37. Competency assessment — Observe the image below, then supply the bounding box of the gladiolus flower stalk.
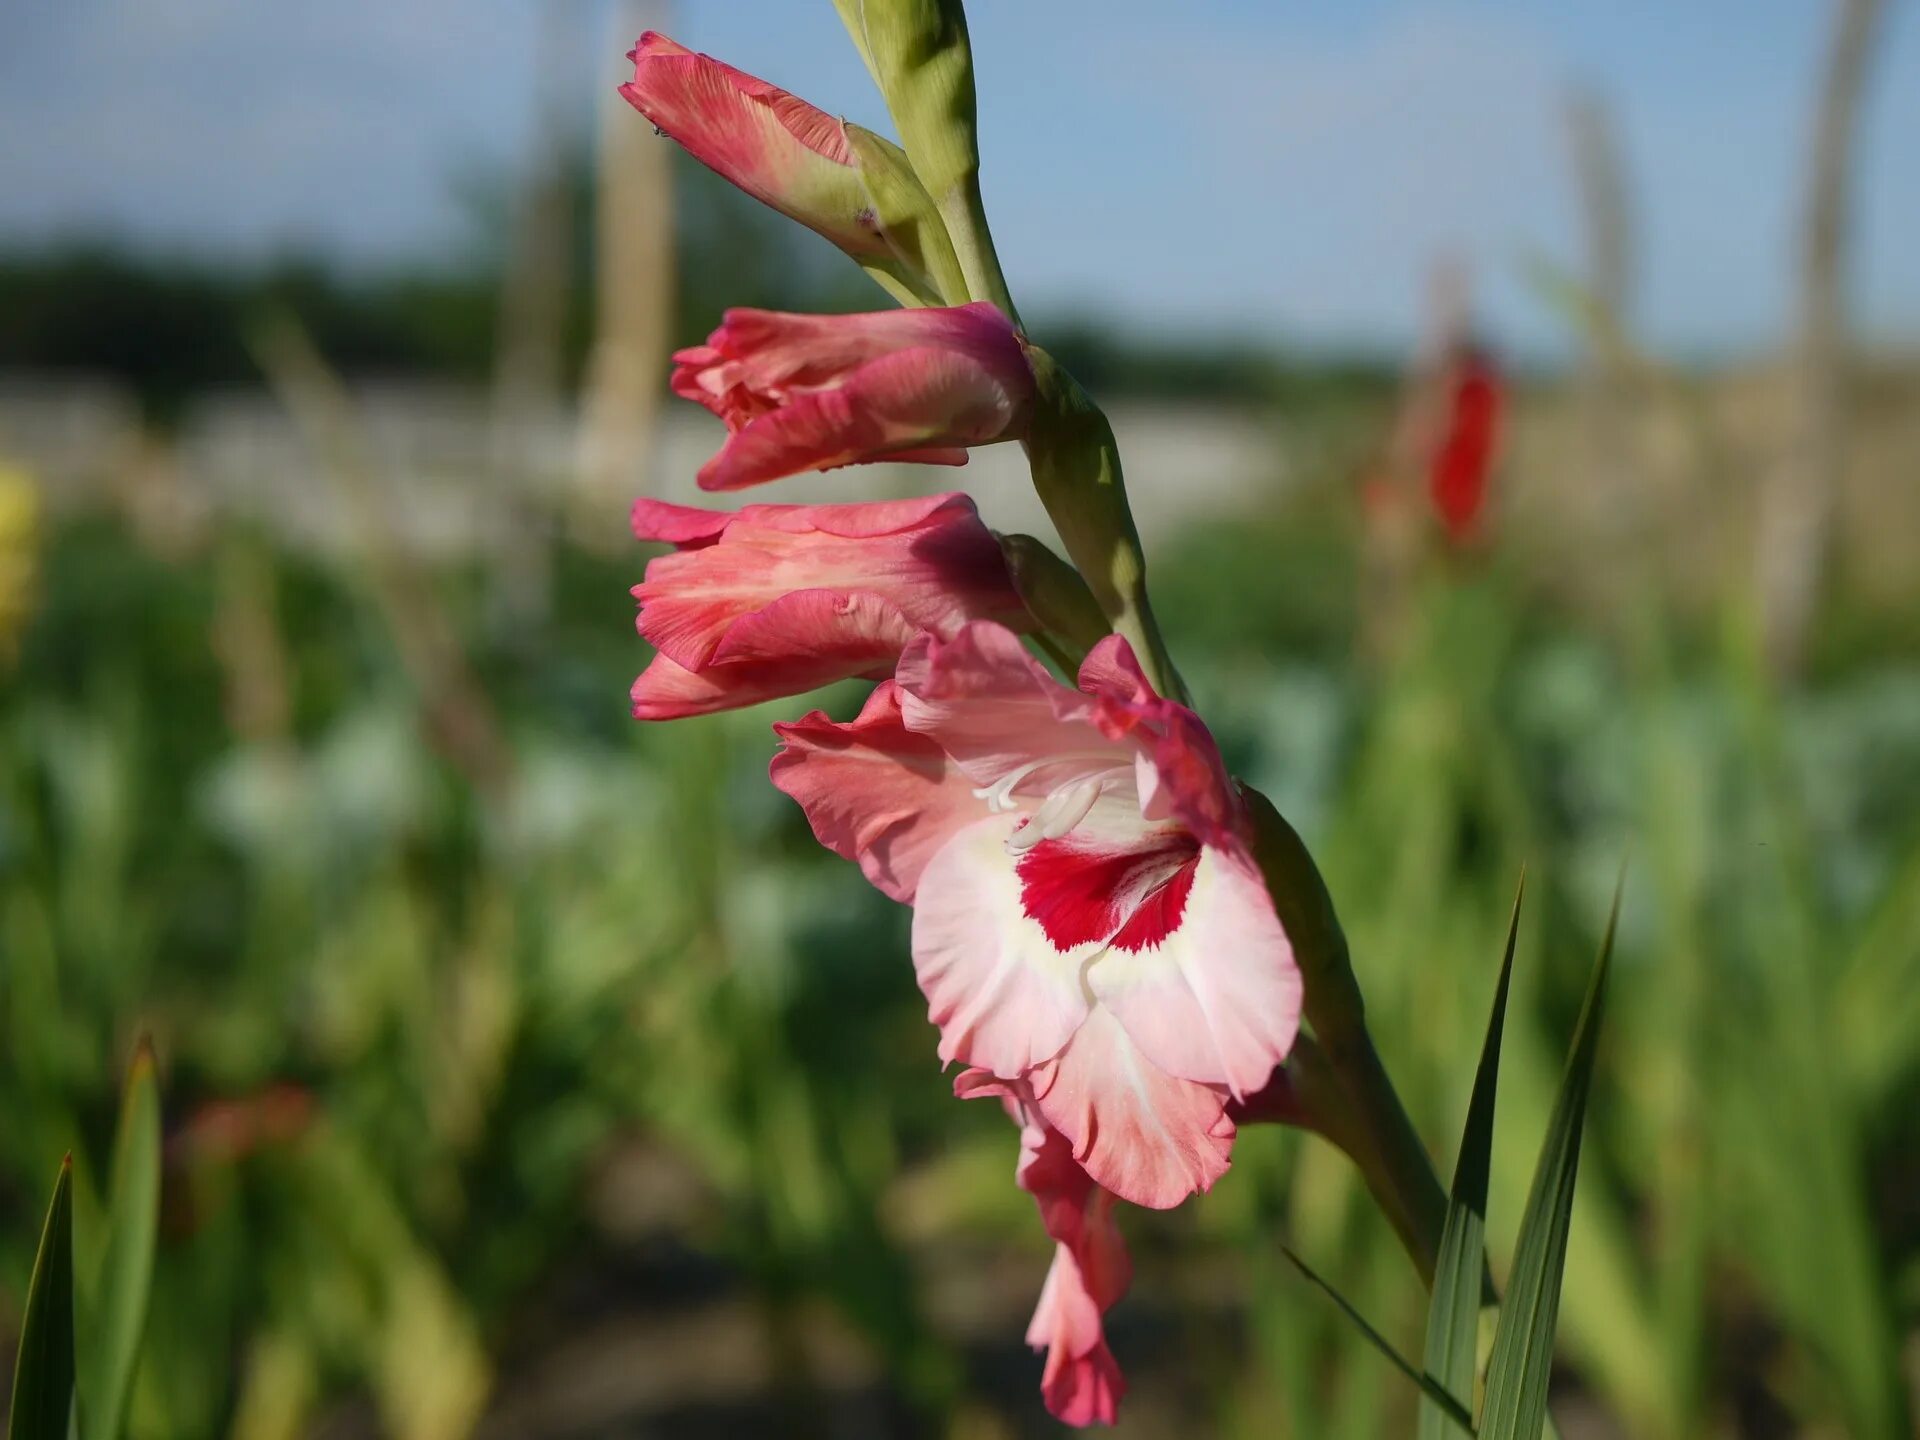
[617,4,1491,1422]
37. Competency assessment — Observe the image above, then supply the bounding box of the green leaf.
[8,1157,75,1440]
[1280,1246,1476,1436]
[1479,877,1621,1440]
[78,1040,162,1440]
[1420,874,1525,1439]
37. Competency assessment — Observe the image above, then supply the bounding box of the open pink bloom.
[630,493,1028,720]
[772,622,1303,1209]
[619,32,892,265]
[673,304,1033,491]
[959,1068,1131,1426]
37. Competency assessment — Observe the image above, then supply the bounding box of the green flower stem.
[938,179,1017,319]
[1246,787,1450,1288]
[1021,348,1187,704]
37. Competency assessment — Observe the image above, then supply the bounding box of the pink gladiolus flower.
[619,32,893,264]
[630,493,1028,720]
[772,621,1302,1210]
[672,303,1033,491]
[959,1068,1131,1426]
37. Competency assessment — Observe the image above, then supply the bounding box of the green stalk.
[1247,788,1450,1286]
[937,178,1017,319]
[1020,348,1187,704]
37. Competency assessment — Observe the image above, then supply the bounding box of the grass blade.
[1281,1245,1476,1436]
[8,1157,75,1440]
[79,1040,162,1440]
[1480,877,1621,1440]
[1420,873,1524,1439]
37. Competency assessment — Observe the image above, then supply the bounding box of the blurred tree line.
[0,153,1393,427]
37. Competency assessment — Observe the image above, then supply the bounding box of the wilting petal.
[1086,845,1301,1097]
[1028,1244,1127,1427]
[1021,1126,1131,1305]
[619,33,889,261]
[1027,1007,1234,1210]
[771,682,988,902]
[911,814,1095,1074]
[958,1071,1134,1426]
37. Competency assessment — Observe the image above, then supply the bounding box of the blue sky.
[3,1,1916,356]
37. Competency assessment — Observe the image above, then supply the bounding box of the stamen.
[1040,778,1103,839]
[970,752,1111,813]
[979,753,1136,856]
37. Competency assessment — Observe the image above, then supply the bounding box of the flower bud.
[620,32,957,305]
[996,533,1110,661]
[831,0,1013,315]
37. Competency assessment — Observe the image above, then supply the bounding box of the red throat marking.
[1016,833,1200,953]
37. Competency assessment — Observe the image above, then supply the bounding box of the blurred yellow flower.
[0,461,40,662]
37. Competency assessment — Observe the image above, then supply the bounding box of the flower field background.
[3,352,1917,1436]
[5,5,1920,1437]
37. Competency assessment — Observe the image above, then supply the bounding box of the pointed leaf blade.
[79,1041,162,1440]
[1281,1246,1476,1436]
[1479,879,1621,1440]
[8,1158,75,1440]
[1420,874,1524,1439]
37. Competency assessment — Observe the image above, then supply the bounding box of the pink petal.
[629,497,737,548]
[910,814,1095,1074]
[630,590,910,720]
[698,303,1023,394]
[1086,845,1302,1097]
[957,1074,1134,1426]
[619,34,882,257]
[707,589,916,667]
[631,652,781,720]
[1074,633,1156,705]
[1028,1244,1128,1427]
[626,35,854,167]
[1021,1129,1132,1306]
[634,491,974,544]
[895,621,1123,798]
[770,682,989,903]
[1077,635,1247,852]
[1027,1007,1235,1210]
[696,345,1017,491]
[633,495,1019,673]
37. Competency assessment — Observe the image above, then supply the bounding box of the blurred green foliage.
[1,418,1917,1440]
